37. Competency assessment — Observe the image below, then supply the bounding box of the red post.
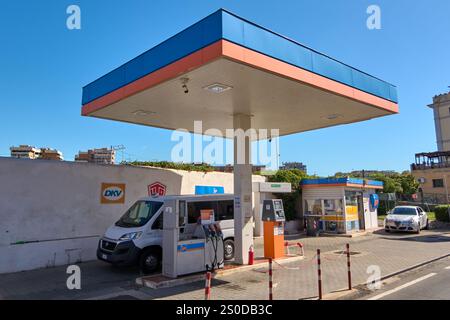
[268,258,273,300]
[204,271,212,300]
[297,242,304,256]
[317,249,322,300]
[346,243,352,290]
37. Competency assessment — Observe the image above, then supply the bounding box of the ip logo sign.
[148,182,166,197]
[101,183,126,204]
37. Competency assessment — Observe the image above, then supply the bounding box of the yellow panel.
[346,206,359,221]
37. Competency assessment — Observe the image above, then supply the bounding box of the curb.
[136,255,304,289]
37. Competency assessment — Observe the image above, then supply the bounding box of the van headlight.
[119,231,143,241]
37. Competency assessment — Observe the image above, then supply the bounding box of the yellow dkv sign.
[100,183,126,204]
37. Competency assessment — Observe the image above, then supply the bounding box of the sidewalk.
[141,230,450,300]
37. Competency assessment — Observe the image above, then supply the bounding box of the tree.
[330,170,419,195]
[267,169,309,221]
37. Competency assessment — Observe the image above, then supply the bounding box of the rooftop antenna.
[111,145,125,163]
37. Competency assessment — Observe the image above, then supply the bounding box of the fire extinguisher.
[248,245,254,265]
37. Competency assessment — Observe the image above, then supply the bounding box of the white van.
[97,194,235,273]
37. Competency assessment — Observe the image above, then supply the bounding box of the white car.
[384,206,429,234]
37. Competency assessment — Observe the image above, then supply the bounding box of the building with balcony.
[10,145,63,161]
[10,145,41,159]
[411,90,450,204]
[411,151,450,204]
[75,148,115,165]
[40,148,64,161]
[279,162,307,173]
[429,91,450,152]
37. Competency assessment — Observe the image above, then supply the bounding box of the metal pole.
[444,175,449,204]
[346,243,352,290]
[204,271,212,300]
[297,242,304,256]
[268,258,273,300]
[317,249,322,300]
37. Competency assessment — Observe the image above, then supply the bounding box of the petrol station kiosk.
[81,9,398,271]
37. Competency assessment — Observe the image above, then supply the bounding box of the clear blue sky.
[1,0,449,176]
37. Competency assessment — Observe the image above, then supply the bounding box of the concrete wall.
[0,157,264,274]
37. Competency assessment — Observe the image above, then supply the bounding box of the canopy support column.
[233,113,254,265]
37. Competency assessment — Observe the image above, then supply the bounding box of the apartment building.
[75,148,116,165]
[10,145,63,161]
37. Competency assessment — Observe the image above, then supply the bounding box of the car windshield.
[115,201,163,228]
[391,207,417,216]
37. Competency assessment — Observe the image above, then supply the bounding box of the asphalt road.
[2,229,450,300]
[360,256,450,300]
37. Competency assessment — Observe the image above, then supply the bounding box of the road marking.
[368,273,437,300]
[445,266,450,270]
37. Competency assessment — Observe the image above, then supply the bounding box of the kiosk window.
[345,191,358,206]
[187,201,218,223]
[323,199,344,216]
[305,199,322,215]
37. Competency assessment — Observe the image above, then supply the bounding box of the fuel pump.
[203,223,225,271]
[262,199,286,259]
[162,200,224,278]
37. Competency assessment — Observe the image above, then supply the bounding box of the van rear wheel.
[139,248,161,274]
[223,239,235,261]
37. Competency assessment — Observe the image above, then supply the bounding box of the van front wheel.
[139,249,161,274]
[223,239,235,261]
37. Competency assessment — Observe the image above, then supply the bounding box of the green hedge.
[125,161,214,173]
[434,205,450,222]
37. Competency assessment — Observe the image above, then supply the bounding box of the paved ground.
[342,256,450,300]
[1,228,450,300]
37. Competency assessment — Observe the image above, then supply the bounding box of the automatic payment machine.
[262,199,286,259]
[162,200,224,278]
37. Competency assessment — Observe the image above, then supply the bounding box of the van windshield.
[115,201,163,228]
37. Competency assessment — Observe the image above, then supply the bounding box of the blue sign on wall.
[195,186,225,195]
[370,194,380,210]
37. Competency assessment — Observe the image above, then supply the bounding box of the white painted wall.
[0,157,264,274]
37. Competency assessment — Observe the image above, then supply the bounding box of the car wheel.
[385,229,390,233]
[425,219,430,230]
[223,239,235,261]
[139,249,161,274]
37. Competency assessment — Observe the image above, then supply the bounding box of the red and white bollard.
[268,258,273,300]
[248,245,254,266]
[204,271,212,300]
[346,243,352,290]
[317,249,322,300]
[297,242,305,256]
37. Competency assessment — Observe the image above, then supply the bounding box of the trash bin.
[306,216,321,237]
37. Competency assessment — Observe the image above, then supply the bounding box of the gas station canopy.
[81,9,398,137]
[81,9,399,266]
